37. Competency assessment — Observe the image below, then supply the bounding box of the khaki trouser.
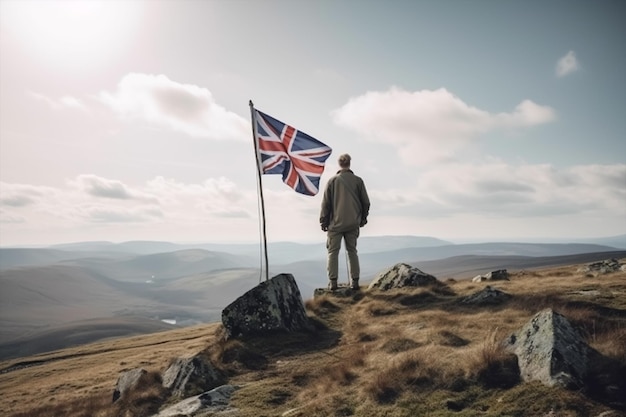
[326,228,360,281]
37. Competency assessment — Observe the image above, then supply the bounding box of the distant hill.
[0,247,124,270]
[0,316,176,360]
[68,249,256,281]
[358,242,622,270]
[577,234,626,250]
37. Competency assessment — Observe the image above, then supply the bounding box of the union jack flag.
[253,109,332,196]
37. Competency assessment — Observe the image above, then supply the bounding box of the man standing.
[320,153,370,291]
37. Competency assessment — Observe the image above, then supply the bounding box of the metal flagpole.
[345,250,350,282]
[249,100,270,282]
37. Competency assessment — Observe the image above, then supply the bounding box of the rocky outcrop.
[162,354,226,398]
[151,385,240,417]
[461,285,511,305]
[112,368,146,402]
[368,263,437,291]
[577,258,625,275]
[506,309,589,389]
[221,273,312,338]
[472,269,509,283]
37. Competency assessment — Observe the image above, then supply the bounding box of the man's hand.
[321,224,328,232]
[360,218,368,227]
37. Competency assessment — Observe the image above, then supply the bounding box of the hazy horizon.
[2,232,625,249]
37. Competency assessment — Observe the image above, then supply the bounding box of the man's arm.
[359,180,370,227]
[319,180,333,231]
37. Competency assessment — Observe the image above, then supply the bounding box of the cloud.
[78,205,164,223]
[0,182,56,207]
[0,209,25,224]
[28,92,86,111]
[332,87,555,165]
[99,73,248,140]
[68,175,159,204]
[370,162,626,218]
[556,51,579,77]
[146,176,250,218]
[2,163,623,245]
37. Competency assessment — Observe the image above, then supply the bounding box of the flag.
[253,109,332,196]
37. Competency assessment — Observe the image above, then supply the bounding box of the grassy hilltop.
[1,260,625,417]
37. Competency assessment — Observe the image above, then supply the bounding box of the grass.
[1,260,625,417]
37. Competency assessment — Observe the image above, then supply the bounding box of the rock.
[151,384,240,417]
[578,258,624,275]
[112,368,146,402]
[506,309,589,389]
[221,273,312,338]
[162,354,226,398]
[461,285,511,306]
[595,411,623,417]
[472,269,509,283]
[313,284,359,298]
[368,263,437,291]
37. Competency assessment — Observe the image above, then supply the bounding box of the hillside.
[2,241,625,360]
[1,259,624,417]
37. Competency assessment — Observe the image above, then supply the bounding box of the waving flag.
[253,109,332,196]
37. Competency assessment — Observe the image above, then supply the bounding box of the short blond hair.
[338,153,351,168]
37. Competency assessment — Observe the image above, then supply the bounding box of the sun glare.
[1,0,142,72]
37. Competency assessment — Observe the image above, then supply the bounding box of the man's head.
[338,153,351,168]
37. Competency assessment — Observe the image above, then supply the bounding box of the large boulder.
[112,368,146,402]
[151,385,240,417]
[162,354,226,398]
[506,309,589,389]
[368,263,437,291]
[221,273,312,338]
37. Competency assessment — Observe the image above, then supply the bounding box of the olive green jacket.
[320,169,370,232]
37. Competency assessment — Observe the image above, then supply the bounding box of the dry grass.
[1,260,625,417]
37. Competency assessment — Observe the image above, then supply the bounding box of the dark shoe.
[328,280,338,291]
[350,279,359,290]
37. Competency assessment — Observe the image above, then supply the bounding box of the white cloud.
[556,51,579,77]
[0,182,57,207]
[29,92,86,111]
[0,209,26,224]
[370,162,626,219]
[99,73,249,140]
[332,87,555,165]
[145,176,250,218]
[77,205,164,223]
[1,162,623,245]
[69,174,158,203]
[0,174,256,234]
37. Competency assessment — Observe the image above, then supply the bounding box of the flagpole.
[249,100,270,282]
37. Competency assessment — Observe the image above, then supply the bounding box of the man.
[320,153,370,291]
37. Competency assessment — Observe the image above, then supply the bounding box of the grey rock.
[506,309,589,389]
[221,273,312,338]
[151,384,240,417]
[112,368,146,402]
[472,269,509,283]
[461,285,511,305]
[368,263,437,291]
[162,354,226,398]
[578,258,624,275]
[313,284,359,298]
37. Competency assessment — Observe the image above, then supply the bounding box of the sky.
[0,0,625,246]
